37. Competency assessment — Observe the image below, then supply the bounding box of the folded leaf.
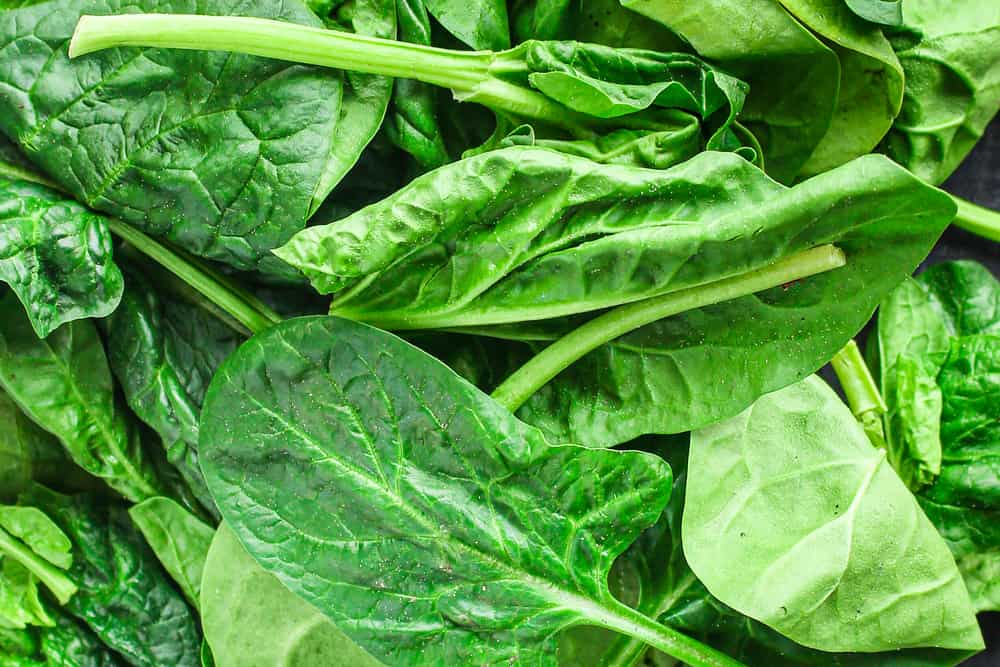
[883,0,1000,184]
[0,178,122,338]
[0,0,374,277]
[684,376,983,652]
[0,293,170,502]
[200,523,381,667]
[200,316,682,666]
[129,497,214,609]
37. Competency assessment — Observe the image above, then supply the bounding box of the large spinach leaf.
[0,294,171,502]
[278,149,949,330]
[129,497,214,609]
[200,316,742,666]
[200,522,381,667]
[0,179,122,338]
[882,0,1000,184]
[23,485,201,667]
[684,375,982,652]
[0,0,367,277]
[873,261,1000,613]
[423,0,509,50]
[624,0,903,181]
[105,265,241,512]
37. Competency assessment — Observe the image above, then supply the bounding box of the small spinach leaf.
[129,497,214,609]
[0,294,172,502]
[200,522,381,667]
[0,178,122,339]
[845,0,903,26]
[684,376,983,652]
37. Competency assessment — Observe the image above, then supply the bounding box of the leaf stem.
[491,245,847,412]
[68,15,589,129]
[0,525,77,605]
[951,197,1000,242]
[592,597,745,667]
[830,340,885,420]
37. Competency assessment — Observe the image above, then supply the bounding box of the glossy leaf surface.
[0,179,122,338]
[684,376,982,652]
[201,316,673,665]
[0,294,169,502]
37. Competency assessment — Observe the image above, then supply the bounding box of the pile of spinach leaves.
[0,0,998,665]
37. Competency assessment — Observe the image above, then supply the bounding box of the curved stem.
[592,597,745,667]
[952,197,1000,242]
[492,245,847,412]
[831,340,885,420]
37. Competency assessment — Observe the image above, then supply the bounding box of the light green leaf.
[684,376,983,652]
[129,498,214,609]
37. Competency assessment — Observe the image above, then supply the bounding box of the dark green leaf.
[201,316,675,665]
[0,0,364,277]
[0,294,173,502]
[200,523,381,667]
[883,1,1000,184]
[38,605,126,667]
[0,178,122,339]
[684,376,982,652]
[423,0,509,50]
[23,486,201,667]
[105,266,241,512]
[129,497,214,609]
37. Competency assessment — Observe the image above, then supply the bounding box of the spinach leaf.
[423,0,509,50]
[200,316,741,666]
[105,265,241,513]
[0,0,363,278]
[557,437,974,667]
[0,178,122,339]
[684,375,982,652]
[873,261,1000,614]
[0,388,94,501]
[0,294,173,502]
[278,149,949,331]
[129,497,214,609]
[845,0,902,26]
[68,16,753,171]
[23,485,201,667]
[882,0,1000,184]
[37,606,126,667]
[386,0,451,169]
[510,0,573,41]
[200,522,381,667]
[624,0,903,181]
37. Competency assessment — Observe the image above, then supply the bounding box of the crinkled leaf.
[200,522,381,667]
[0,178,122,338]
[106,266,241,513]
[883,1,1000,184]
[23,485,201,667]
[201,316,672,665]
[279,150,952,334]
[37,605,126,667]
[684,376,982,652]
[129,497,214,609]
[0,294,169,502]
[0,0,359,277]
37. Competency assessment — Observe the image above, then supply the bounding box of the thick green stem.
[831,340,885,420]
[69,15,593,130]
[592,597,745,667]
[106,220,276,335]
[952,197,1000,242]
[492,245,847,412]
[0,525,77,605]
